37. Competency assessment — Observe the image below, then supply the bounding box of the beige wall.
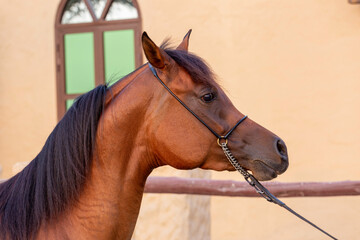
[1,0,359,239]
[0,0,59,178]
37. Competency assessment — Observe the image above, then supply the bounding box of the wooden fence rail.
[1,177,360,197]
[144,177,360,197]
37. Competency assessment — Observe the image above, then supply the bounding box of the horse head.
[142,30,288,181]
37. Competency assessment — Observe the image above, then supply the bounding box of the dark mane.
[160,40,217,86]
[0,85,107,240]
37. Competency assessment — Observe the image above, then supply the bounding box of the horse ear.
[176,29,192,51]
[142,32,170,69]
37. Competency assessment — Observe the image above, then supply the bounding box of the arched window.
[55,0,142,120]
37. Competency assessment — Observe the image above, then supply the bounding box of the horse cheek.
[151,116,209,169]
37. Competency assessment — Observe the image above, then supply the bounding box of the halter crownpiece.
[148,63,337,240]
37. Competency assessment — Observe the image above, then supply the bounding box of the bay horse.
[0,30,288,240]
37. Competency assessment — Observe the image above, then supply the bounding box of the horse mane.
[0,85,107,240]
[160,39,217,87]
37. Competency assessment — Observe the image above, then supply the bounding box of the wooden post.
[132,169,211,240]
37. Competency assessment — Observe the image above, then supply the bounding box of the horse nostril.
[276,139,288,159]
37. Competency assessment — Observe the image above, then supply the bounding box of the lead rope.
[219,141,338,240]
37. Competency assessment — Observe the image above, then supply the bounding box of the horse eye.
[201,93,215,103]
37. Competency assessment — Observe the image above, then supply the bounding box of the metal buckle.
[217,137,228,146]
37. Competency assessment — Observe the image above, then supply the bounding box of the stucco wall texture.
[1,0,359,239]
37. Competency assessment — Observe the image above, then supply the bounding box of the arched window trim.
[55,0,142,120]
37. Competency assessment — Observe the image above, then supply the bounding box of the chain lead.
[219,141,338,240]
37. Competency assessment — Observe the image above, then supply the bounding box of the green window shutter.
[103,29,135,84]
[64,32,95,94]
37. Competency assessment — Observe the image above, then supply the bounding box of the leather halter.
[148,63,247,141]
[148,63,337,240]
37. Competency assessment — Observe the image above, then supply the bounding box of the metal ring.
[217,138,228,146]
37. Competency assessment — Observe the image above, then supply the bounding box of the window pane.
[103,29,135,83]
[105,0,138,21]
[89,0,106,19]
[66,99,75,110]
[64,32,95,94]
[62,0,93,24]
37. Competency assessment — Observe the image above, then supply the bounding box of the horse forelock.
[160,39,217,87]
[0,85,107,240]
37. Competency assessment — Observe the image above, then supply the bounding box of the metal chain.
[219,141,338,240]
[220,142,285,205]
[220,142,251,178]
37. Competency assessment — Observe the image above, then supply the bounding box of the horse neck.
[54,65,157,240]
